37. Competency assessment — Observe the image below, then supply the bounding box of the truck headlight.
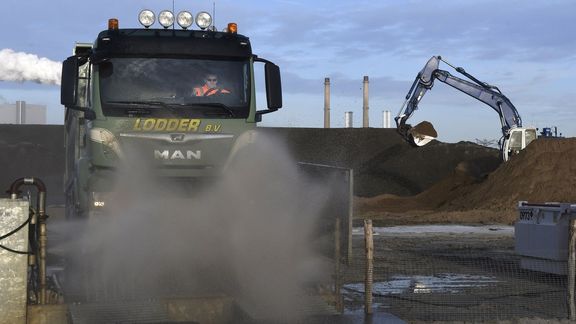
[89,128,124,159]
[177,11,193,29]
[158,10,174,29]
[195,12,212,30]
[138,10,155,28]
[91,192,108,209]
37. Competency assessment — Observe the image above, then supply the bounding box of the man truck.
[61,10,283,220]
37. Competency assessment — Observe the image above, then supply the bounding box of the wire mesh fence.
[336,223,571,322]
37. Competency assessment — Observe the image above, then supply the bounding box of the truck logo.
[519,210,533,221]
[154,150,202,160]
[170,134,185,142]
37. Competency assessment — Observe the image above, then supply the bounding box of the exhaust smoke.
[64,133,334,321]
[0,49,61,85]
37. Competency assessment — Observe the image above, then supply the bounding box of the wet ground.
[341,225,569,322]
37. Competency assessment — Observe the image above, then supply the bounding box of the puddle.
[343,273,500,295]
[352,225,513,236]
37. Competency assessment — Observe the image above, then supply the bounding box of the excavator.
[395,55,537,161]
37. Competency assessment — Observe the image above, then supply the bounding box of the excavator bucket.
[407,121,438,146]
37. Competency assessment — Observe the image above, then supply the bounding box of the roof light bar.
[138,10,155,28]
[158,10,174,29]
[195,12,212,30]
[177,11,194,29]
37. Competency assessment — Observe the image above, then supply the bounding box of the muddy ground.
[342,228,569,322]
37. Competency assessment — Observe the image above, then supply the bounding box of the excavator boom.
[396,56,535,160]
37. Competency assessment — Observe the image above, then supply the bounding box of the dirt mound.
[443,138,576,222]
[358,138,576,224]
[262,127,501,197]
[355,163,480,216]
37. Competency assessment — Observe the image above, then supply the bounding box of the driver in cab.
[193,73,231,96]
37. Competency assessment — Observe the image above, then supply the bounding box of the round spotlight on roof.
[138,9,155,28]
[177,11,193,29]
[195,12,212,30]
[158,10,174,29]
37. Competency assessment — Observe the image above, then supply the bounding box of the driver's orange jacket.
[193,84,231,96]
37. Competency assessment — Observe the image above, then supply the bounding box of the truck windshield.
[99,58,250,118]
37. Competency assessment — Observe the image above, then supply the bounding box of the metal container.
[0,198,30,324]
[515,202,576,274]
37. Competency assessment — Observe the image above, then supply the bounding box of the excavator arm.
[395,56,527,155]
[395,57,440,145]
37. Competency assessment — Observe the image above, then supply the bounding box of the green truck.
[61,11,282,219]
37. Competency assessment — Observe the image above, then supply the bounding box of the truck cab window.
[99,58,250,118]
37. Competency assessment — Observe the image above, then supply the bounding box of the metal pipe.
[362,76,369,128]
[324,78,331,128]
[8,177,48,304]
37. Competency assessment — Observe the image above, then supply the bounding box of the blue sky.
[0,0,574,142]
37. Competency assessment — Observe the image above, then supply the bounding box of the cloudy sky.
[0,0,574,142]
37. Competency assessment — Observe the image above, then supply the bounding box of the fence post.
[569,217,576,320]
[364,219,374,315]
[334,217,343,313]
[347,169,354,265]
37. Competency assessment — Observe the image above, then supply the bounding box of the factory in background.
[0,101,46,124]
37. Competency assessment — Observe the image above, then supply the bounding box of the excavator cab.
[502,127,537,161]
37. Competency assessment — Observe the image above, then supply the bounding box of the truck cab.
[61,13,282,218]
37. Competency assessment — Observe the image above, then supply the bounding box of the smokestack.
[0,49,61,85]
[383,110,391,128]
[16,101,26,124]
[345,112,353,128]
[324,78,330,128]
[363,76,369,128]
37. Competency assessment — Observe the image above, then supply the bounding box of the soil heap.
[357,137,576,224]
[260,127,500,197]
[446,137,576,219]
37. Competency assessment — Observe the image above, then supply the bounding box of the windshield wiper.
[107,100,166,108]
[194,103,236,117]
[124,108,152,116]
[107,100,237,118]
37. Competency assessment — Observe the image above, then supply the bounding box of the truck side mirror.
[61,56,78,107]
[264,62,282,110]
[61,56,96,120]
